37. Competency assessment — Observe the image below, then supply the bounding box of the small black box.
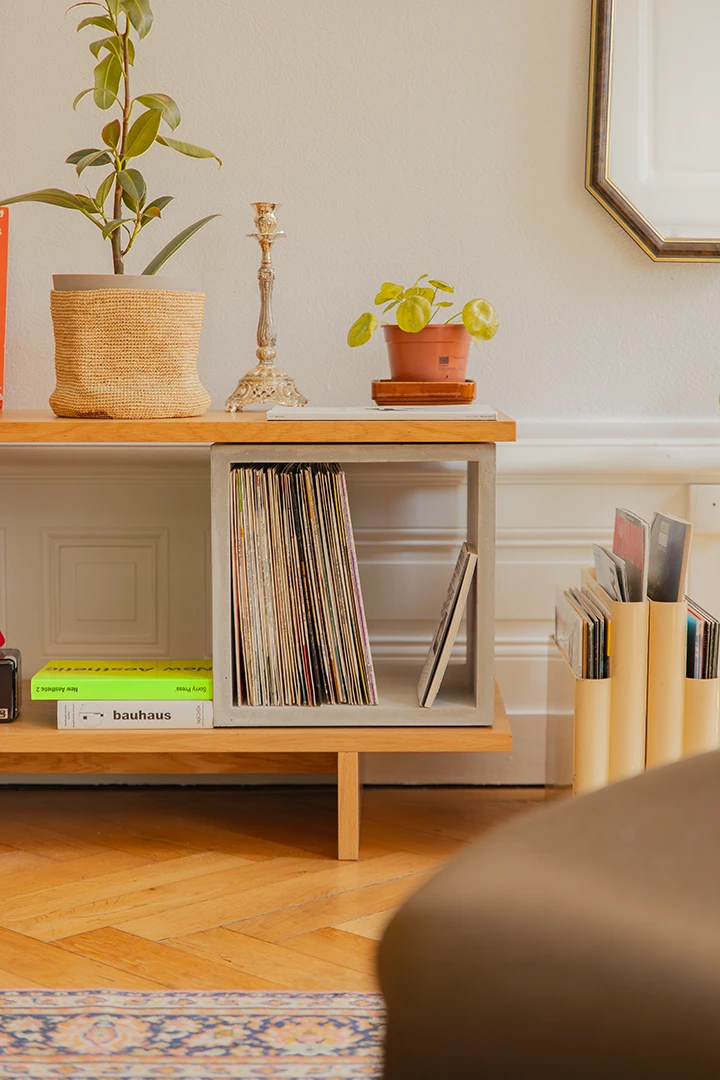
[0,649,22,723]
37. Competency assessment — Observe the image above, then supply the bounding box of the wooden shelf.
[0,409,516,445]
[2,682,510,757]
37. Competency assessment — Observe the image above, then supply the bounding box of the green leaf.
[462,298,499,342]
[140,205,162,224]
[119,0,153,38]
[69,148,113,175]
[93,53,122,110]
[74,194,99,214]
[95,172,115,209]
[141,213,220,275]
[89,34,124,63]
[102,119,121,148]
[143,195,173,215]
[124,109,162,159]
[428,279,454,293]
[117,168,146,204]
[156,136,222,166]
[0,188,86,211]
[102,217,132,239]
[66,147,111,165]
[72,87,94,110]
[396,295,432,333]
[76,14,114,31]
[347,312,379,348]
[374,282,403,305]
[106,0,122,14]
[434,301,454,308]
[403,286,434,303]
[382,300,399,313]
[135,93,181,130]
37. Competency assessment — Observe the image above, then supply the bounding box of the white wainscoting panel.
[42,529,169,656]
[0,426,719,786]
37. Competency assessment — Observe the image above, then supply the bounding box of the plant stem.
[444,311,463,324]
[111,14,132,274]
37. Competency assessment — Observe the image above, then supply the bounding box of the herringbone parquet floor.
[0,786,543,990]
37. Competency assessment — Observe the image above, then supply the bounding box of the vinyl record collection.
[230,463,378,707]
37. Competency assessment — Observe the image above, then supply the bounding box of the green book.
[31,660,213,701]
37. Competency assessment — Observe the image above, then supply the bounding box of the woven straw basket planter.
[49,286,211,419]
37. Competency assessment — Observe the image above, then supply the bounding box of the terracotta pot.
[383,324,471,382]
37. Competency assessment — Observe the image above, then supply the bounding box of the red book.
[0,207,8,411]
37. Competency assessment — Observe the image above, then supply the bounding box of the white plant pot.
[53,274,198,292]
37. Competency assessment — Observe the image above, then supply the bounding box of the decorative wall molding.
[41,530,169,657]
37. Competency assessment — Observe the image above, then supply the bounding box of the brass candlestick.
[225,202,307,411]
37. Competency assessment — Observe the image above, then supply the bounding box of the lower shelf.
[0,682,511,764]
[217,663,491,728]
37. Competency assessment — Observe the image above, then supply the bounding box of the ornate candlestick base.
[225,202,307,412]
[225,361,308,411]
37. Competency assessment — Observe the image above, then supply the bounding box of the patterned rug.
[0,990,385,1078]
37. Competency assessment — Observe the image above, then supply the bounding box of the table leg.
[337,751,360,860]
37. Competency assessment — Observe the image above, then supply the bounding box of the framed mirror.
[587,0,720,261]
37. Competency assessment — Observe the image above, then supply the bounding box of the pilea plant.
[0,0,221,275]
[348,276,499,347]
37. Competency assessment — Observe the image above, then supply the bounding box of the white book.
[57,700,213,729]
[267,405,498,421]
[418,544,478,708]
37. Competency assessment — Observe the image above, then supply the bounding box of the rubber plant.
[348,276,499,346]
[0,0,221,275]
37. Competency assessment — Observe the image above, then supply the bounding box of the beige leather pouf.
[379,751,720,1079]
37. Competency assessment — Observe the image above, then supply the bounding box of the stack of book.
[31,660,213,728]
[230,463,377,707]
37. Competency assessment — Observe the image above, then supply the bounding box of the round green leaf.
[347,312,379,348]
[434,301,454,308]
[428,279,454,293]
[374,282,403,305]
[396,295,432,333]
[462,298,499,342]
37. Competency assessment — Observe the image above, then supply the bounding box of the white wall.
[3,0,720,416]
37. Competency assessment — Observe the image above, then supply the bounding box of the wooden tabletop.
[0,410,516,445]
[0,682,512,755]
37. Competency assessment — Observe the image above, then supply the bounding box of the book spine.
[337,471,378,704]
[57,700,213,728]
[32,677,213,700]
[0,207,7,411]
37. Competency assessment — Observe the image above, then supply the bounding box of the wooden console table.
[0,409,516,858]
